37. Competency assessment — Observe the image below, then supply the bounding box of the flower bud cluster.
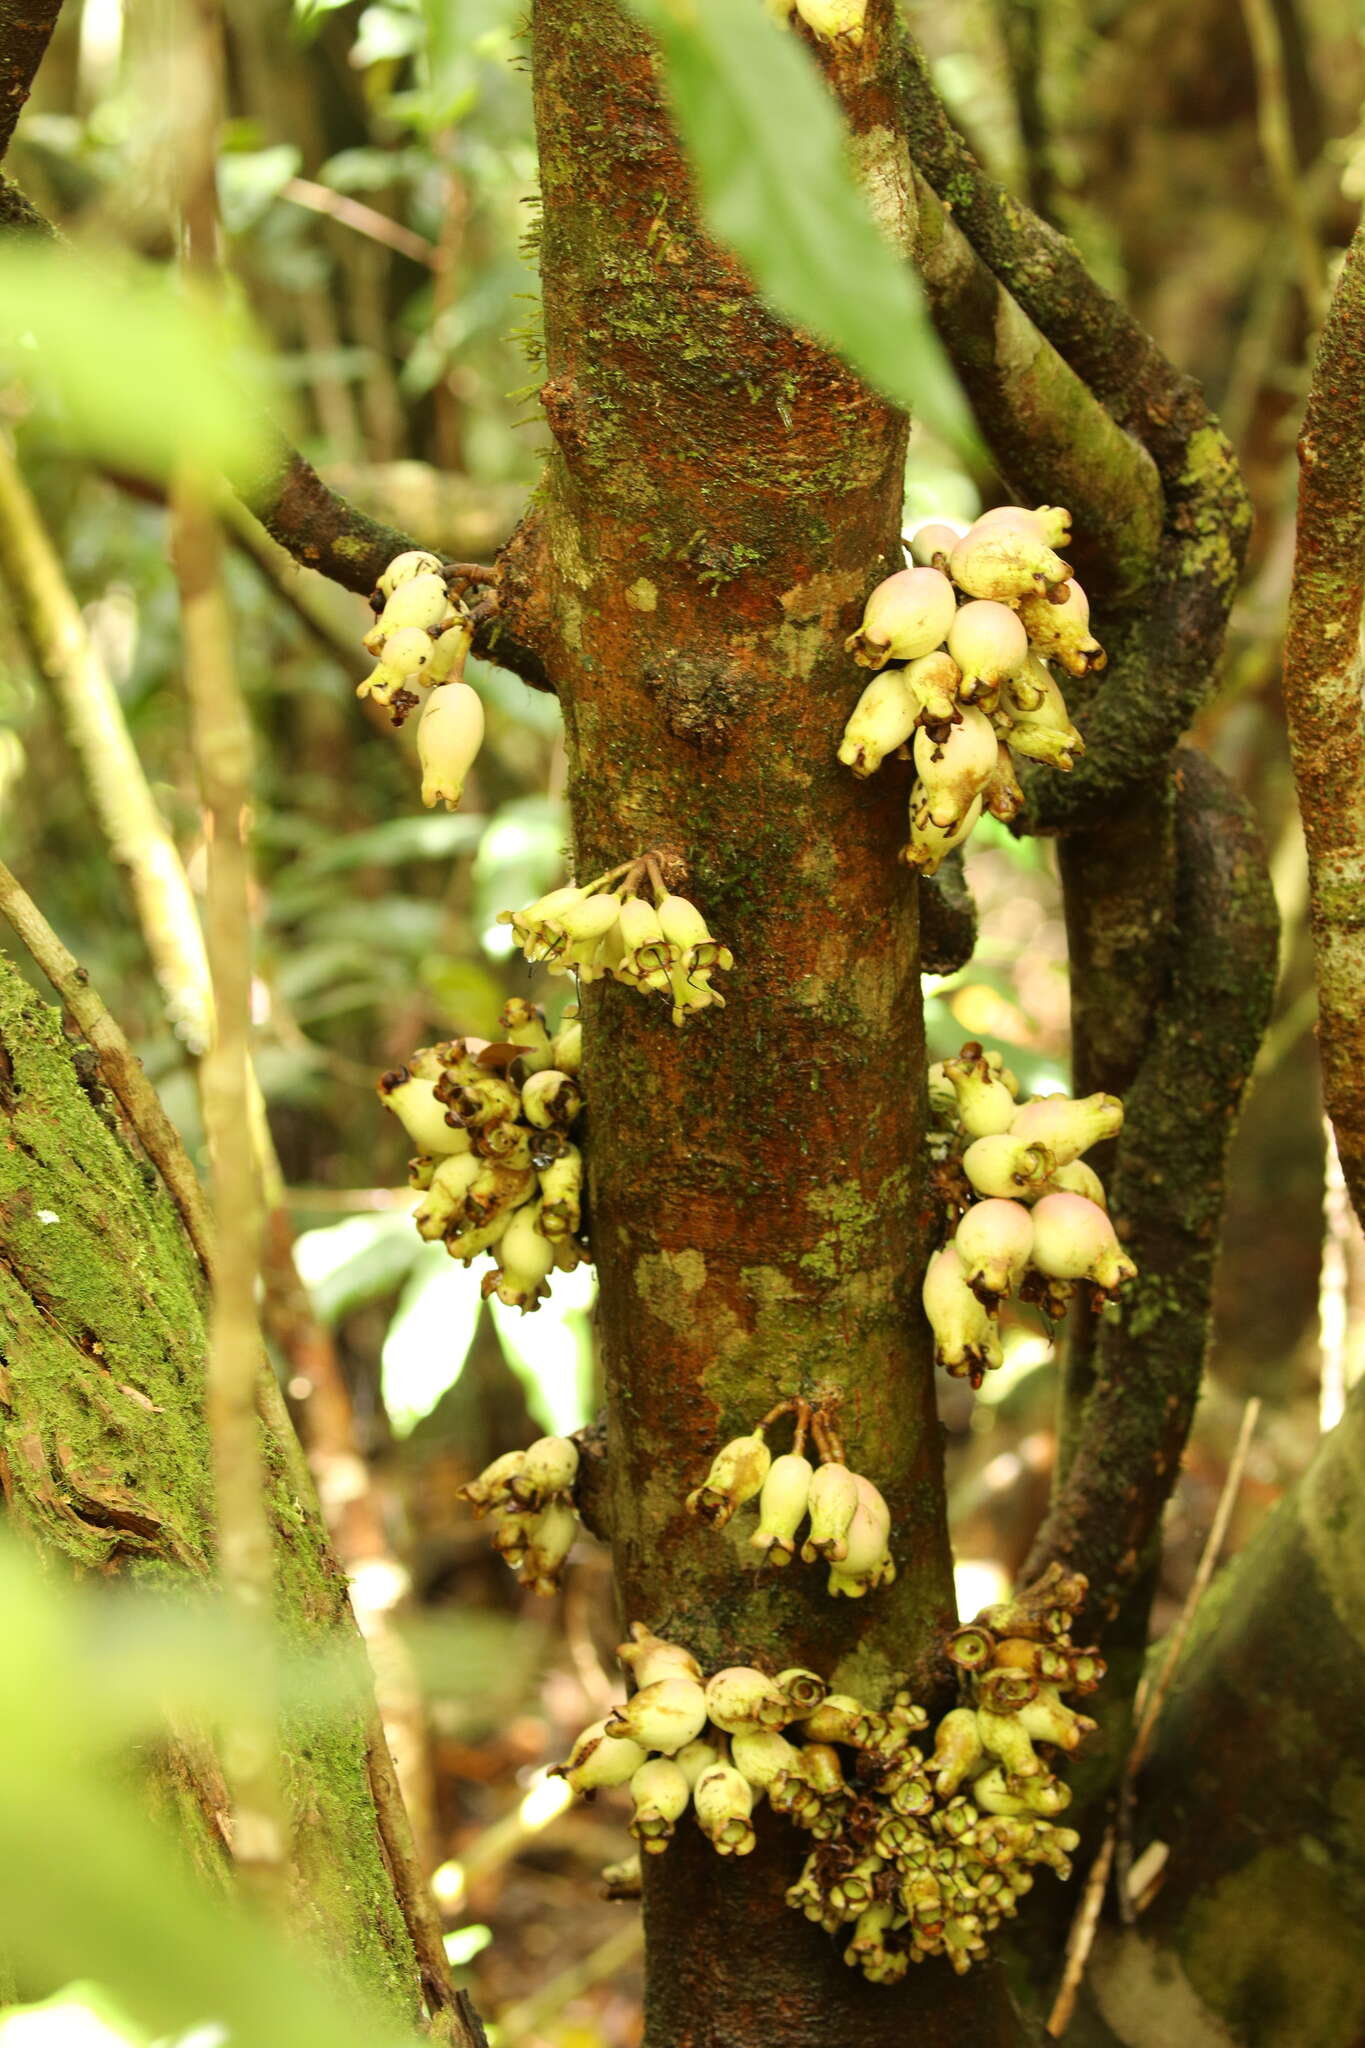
[684,1396,894,1599]
[838,506,1102,872]
[498,851,733,1028]
[360,551,488,811]
[564,1584,1095,1982]
[457,1433,584,1596]
[923,1041,1137,1386]
[377,997,588,1312]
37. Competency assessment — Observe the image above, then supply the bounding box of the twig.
[1282,221,1365,1225]
[1235,0,1326,325]
[0,859,215,1275]
[1046,1395,1261,2034]
[282,176,437,267]
[0,435,213,1050]
[1318,1122,1364,1433]
[364,1712,477,2038]
[1045,1822,1114,2038]
[495,1921,644,2047]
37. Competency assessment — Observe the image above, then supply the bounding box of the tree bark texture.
[520,3,1022,2042]
[0,956,426,2023]
[1069,1382,1365,2048]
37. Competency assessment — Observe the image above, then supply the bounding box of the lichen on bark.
[0,955,426,2022]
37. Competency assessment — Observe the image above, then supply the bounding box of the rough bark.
[0,955,427,2024]
[518,3,1021,2041]
[1025,752,1279,1618]
[1068,1380,1365,2048]
[1281,219,1365,1224]
[0,0,60,160]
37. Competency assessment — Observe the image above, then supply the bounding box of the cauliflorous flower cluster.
[377,997,587,1312]
[498,851,733,1027]
[838,506,1103,872]
[684,1396,894,1599]
[457,1433,583,1596]
[924,1041,1137,1386]
[556,1571,1097,1982]
[361,550,486,809]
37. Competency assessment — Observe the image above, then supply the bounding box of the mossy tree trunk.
[507,3,1022,2042]
[0,956,428,2025]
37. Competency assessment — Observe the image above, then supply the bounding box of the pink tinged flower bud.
[731,1728,803,1790]
[520,1068,583,1131]
[413,1151,481,1241]
[358,625,436,708]
[628,1758,691,1852]
[902,789,983,875]
[973,503,1073,551]
[846,567,957,669]
[458,1446,527,1515]
[553,1716,649,1796]
[1018,1685,1096,1752]
[913,706,999,829]
[537,1145,583,1238]
[518,1498,578,1594]
[1010,1091,1123,1164]
[943,1050,1018,1138]
[1029,1191,1137,1294]
[962,1134,1056,1200]
[425,615,474,684]
[954,1198,1034,1302]
[838,667,922,778]
[376,548,444,599]
[693,1763,757,1855]
[377,1070,472,1157]
[673,1736,724,1788]
[949,521,1072,606]
[704,1665,791,1733]
[826,1473,893,1597]
[928,1707,984,1798]
[903,650,963,723]
[686,1432,771,1525]
[483,1201,555,1313]
[617,1624,704,1690]
[514,1434,580,1503]
[417,681,485,811]
[750,1452,814,1562]
[1045,1157,1108,1209]
[800,1461,860,1562]
[363,571,450,652]
[794,0,868,44]
[1018,581,1106,676]
[946,601,1029,701]
[907,519,965,567]
[922,1244,1004,1382]
[606,1676,709,1754]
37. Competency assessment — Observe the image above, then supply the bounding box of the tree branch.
[1023,752,1278,1621]
[1282,220,1365,1224]
[899,39,1251,831]
[0,0,62,162]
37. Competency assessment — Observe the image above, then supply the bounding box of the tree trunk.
[521,3,1022,2041]
[0,956,427,2024]
[1066,1382,1365,2048]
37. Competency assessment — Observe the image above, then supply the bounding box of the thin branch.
[0,0,62,161]
[0,859,215,1275]
[282,176,437,267]
[1235,0,1326,325]
[1023,753,1278,1619]
[1282,220,1365,1224]
[0,435,214,1050]
[364,1713,479,2039]
[1045,1821,1114,2038]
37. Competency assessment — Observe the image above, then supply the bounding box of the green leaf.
[620,0,976,451]
[0,247,274,485]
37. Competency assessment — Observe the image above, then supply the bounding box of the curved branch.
[1023,752,1278,1621]
[899,40,1251,831]
[1282,220,1365,1222]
